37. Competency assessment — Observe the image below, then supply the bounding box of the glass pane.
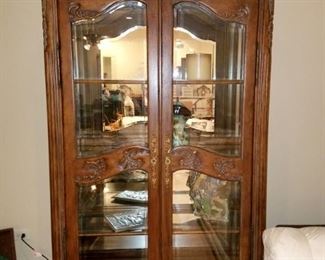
[173,2,245,156]
[78,170,148,259]
[71,1,148,157]
[72,1,147,80]
[173,170,240,260]
[173,2,245,81]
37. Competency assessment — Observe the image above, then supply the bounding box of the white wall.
[0,1,324,259]
[267,0,325,227]
[0,1,52,259]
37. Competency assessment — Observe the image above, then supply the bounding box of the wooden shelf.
[173,79,244,85]
[173,96,215,99]
[72,79,244,85]
[80,232,239,250]
[74,79,147,85]
[80,233,239,259]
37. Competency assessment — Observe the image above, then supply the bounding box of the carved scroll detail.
[215,5,250,22]
[150,136,158,187]
[178,150,202,169]
[76,158,107,183]
[69,2,99,22]
[119,148,145,171]
[213,160,235,177]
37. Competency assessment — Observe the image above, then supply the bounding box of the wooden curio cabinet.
[42,0,273,259]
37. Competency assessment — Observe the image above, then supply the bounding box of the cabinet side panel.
[252,0,274,259]
[42,0,66,259]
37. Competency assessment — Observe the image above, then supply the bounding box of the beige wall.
[0,1,52,259]
[267,0,325,227]
[0,0,324,259]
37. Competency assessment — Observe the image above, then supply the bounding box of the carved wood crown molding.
[215,5,250,22]
[69,2,99,22]
[76,158,107,183]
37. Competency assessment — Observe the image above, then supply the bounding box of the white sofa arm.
[263,227,325,260]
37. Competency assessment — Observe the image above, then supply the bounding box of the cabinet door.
[58,0,160,259]
[161,1,258,259]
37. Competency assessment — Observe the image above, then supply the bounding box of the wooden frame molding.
[252,0,274,259]
[42,0,66,258]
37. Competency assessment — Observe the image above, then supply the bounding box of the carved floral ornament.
[214,5,250,22]
[178,149,202,170]
[119,148,146,171]
[69,2,99,22]
[214,159,234,174]
[69,1,250,23]
[76,158,107,183]
[213,159,241,181]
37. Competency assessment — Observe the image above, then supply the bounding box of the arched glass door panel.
[173,2,245,156]
[71,1,148,157]
[78,170,148,259]
[172,170,241,259]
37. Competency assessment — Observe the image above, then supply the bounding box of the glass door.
[172,4,244,258]
[161,1,258,259]
[71,2,150,259]
[61,0,160,259]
